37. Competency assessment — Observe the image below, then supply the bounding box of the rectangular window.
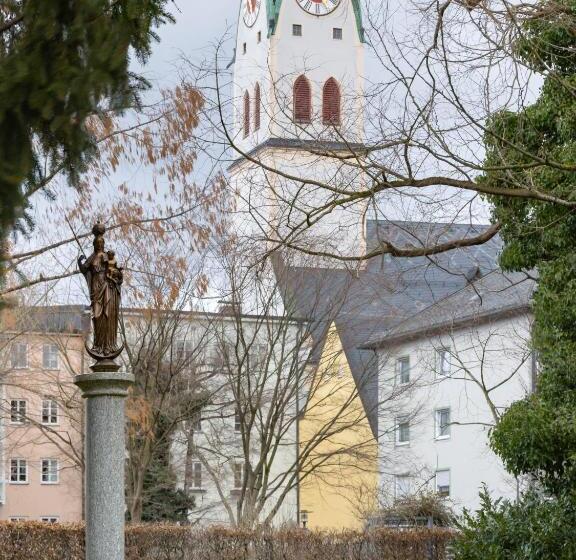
[394,475,412,498]
[191,408,202,432]
[42,399,59,425]
[436,469,450,497]
[41,459,59,484]
[10,459,27,483]
[250,344,267,370]
[437,348,451,376]
[292,24,302,37]
[42,344,59,369]
[397,356,410,384]
[257,31,262,43]
[234,462,244,489]
[396,418,410,445]
[333,27,343,40]
[40,517,59,524]
[242,42,247,54]
[235,408,242,433]
[192,462,202,489]
[11,343,28,369]
[9,517,27,522]
[435,408,451,439]
[10,400,26,424]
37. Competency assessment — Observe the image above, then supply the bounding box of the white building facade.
[368,273,535,514]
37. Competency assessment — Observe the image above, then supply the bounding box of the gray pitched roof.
[277,220,528,439]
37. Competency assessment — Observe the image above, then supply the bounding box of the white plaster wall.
[377,314,534,513]
[230,0,367,262]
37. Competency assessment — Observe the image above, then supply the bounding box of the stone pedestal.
[75,370,134,560]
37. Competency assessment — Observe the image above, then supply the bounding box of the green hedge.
[0,522,454,560]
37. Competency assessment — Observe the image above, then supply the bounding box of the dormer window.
[292,24,302,37]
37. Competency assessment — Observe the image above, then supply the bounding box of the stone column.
[75,366,134,560]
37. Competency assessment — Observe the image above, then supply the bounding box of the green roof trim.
[266,0,366,43]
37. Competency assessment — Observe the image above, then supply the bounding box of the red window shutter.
[323,78,341,125]
[293,75,312,124]
[243,91,250,137]
[254,83,261,131]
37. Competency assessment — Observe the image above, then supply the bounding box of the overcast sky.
[139,1,236,87]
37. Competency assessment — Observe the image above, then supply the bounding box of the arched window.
[322,78,341,125]
[293,75,312,124]
[254,83,261,132]
[243,91,250,138]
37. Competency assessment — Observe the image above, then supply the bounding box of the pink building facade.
[0,306,86,522]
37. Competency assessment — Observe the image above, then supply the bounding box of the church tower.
[229,0,367,265]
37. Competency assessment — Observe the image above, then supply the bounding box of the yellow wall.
[299,323,378,530]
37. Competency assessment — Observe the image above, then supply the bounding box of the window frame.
[191,461,202,489]
[435,408,451,440]
[234,462,245,489]
[435,469,451,498]
[9,458,28,484]
[42,343,59,370]
[322,77,341,126]
[293,75,312,124]
[234,408,242,433]
[10,399,27,425]
[292,24,302,37]
[41,458,59,485]
[243,90,251,137]
[42,399,59,425]
[395,417,410,446]
[11,342,28,369]
[333,27,343,40]
[394,474,412,499]
[437,347,452,377]
[396,356,411,385]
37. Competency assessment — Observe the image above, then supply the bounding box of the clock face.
[296,0,341,16]
[243,0,261,27]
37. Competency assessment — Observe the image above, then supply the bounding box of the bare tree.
[185,1,574,266]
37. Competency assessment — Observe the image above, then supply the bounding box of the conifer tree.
[455,2,576,557]
[0,0,173,277]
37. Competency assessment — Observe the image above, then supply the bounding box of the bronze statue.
[78,223,124,364]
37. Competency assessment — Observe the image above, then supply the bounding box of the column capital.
[74,372,135,398]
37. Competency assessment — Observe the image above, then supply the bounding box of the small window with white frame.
[234,408,242,432]
[333,27,343,40]
[11,342,28,369]
[10,399,27,424]
[40,517,59,524]
[10,459,28,483]
[435,408,451,439]
[396,356,410,384]
[395,417,410,445]
[9,517,27,522]
[394,474,412,499]
[191,408,202,432]
[42,399,59,425]
[292,24,302,36]
[41,459,59,484]
[436,469,450,497]
[437,347,451,376]
[42,344,59,369]
[234,462,245,489]
[191,461,202,489]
